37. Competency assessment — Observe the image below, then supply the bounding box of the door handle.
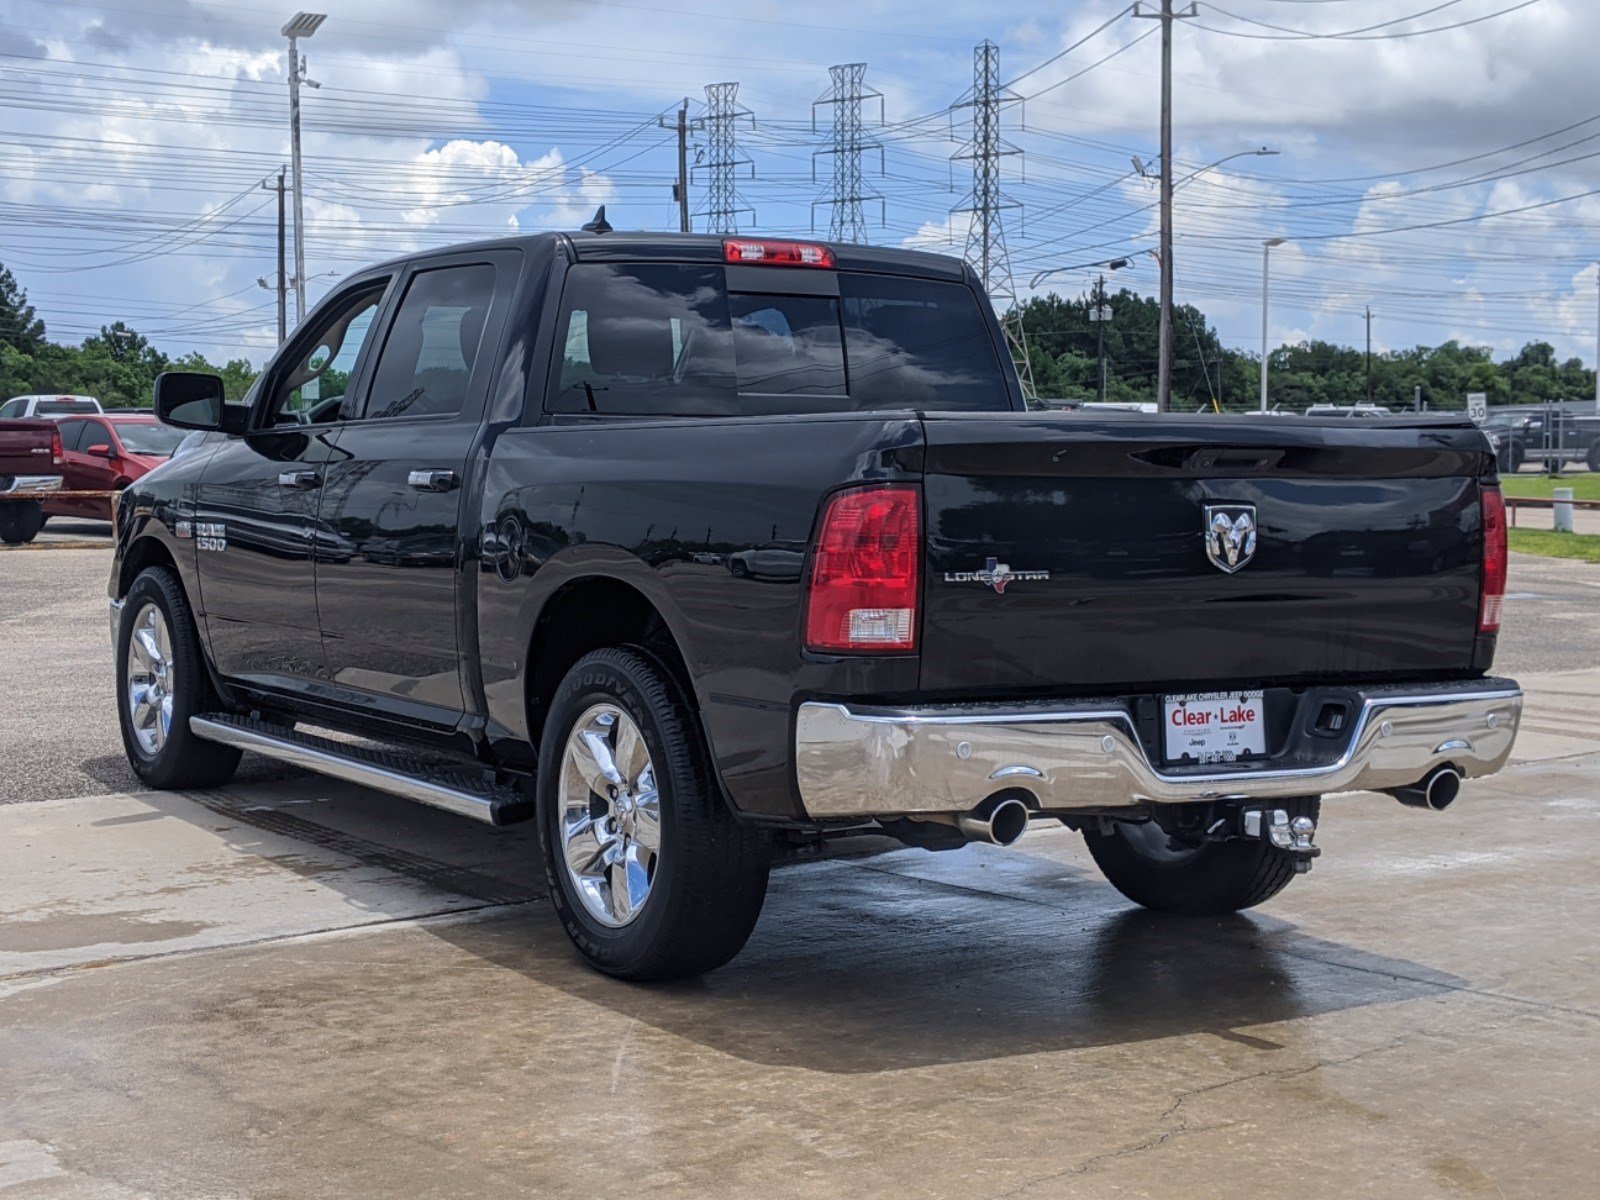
[277,469,320,490]
[407,469,460,493]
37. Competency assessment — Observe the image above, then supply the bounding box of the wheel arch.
[523,573,697,753]
[117,533,181,600]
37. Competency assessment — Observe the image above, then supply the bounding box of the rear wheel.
[536,646,771,981]
[1587,442,1600,472]
[1083,797,1319,916]
[0,502,44,544]
[116,566,242,789]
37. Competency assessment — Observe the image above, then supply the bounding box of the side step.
[189,714,535,827]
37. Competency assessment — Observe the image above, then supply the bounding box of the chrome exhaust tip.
[1388,766,1462,812]
[956,795,1031,846]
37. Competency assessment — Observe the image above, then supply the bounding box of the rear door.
[315,250,515,727]
[918,413,1491,695]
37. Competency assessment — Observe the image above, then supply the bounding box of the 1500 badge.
[177,520,227,552]
[943,556,1049,594]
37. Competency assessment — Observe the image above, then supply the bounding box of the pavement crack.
[0,898,544,988]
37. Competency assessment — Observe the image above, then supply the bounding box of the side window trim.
[251,273,398,433]
[346,249,517,426]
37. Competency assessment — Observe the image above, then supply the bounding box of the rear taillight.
[1480,485,1507,633]
[50,426,63,467]
[723,238,835,268]
[804,485,920,654]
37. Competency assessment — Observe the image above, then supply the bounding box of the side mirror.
[86,443,114,459]
[154,371,245,433]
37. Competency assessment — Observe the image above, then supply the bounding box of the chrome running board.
[189,714,533,826]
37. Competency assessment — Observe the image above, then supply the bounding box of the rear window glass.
[38,400,99,415]
[549,263,1010,417]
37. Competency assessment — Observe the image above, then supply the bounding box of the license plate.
[1162,690,1265,765]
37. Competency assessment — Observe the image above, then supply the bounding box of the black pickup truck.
[111,227,1522,980]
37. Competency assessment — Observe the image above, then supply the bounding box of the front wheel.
[536,646,771,981]
[1083,797,1320,916]
[0,502,44,544]
[116,566,242,789]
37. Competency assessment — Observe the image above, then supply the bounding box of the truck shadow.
[168,784,1467,1075]
[424,847,1467,1074]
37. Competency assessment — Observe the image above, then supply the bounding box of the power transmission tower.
[694,83,755,234]
[953,40,1035,399]
[811,63,884,243]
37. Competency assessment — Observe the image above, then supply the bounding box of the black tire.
[1587,442,1600,473]
[536,646,771,981]
[116,566,242,789]
[1083,797,1320,916]
[0,502,44,544]
[1501,444,1523,475]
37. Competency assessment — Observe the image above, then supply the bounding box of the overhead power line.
[1197,0,1545,41]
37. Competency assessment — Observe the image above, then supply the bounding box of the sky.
[1,0,1598,380]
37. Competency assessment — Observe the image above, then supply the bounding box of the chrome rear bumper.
[793,680,1522,819]
[0,475,62,495]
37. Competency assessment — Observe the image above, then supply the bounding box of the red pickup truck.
[0,419,64,544]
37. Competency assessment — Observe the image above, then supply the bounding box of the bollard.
[1553,486,1575,533]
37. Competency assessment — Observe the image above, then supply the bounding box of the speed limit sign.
[1466,392,1488,422]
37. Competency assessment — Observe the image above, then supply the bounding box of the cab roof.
[366,229,972,283]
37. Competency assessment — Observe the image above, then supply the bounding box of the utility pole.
[694,83,755,234]
[659,102,695,233]
[1135,1,1196,412]
[1365,305,1374,404]
[256,168,288,345]
[267,169,287,344]
[954,40,1035,398]
[1091,275,1111,401]
[282,13,325,327]
[813,63,884,243]
[1260,237,1285,412]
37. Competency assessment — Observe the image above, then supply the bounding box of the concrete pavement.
[2,673,1598,1198]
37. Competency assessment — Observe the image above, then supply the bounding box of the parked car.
[0,418,63,544]
[1479,409,1600,473]
[44,413,187,523]
[0,394,103,419]
[1303,404,1392,419]
[110,228,1522,981]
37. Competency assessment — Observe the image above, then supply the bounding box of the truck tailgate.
[0,419,58,480]
[918,413,1493,695]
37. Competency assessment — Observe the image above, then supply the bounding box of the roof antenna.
[581,205,613,234]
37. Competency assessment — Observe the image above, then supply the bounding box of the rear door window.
[548,263,1011,417]
[57,419,90,452]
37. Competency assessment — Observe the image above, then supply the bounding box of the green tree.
[0,262,46,354]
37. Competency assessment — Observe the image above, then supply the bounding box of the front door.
[195,278,391,686]
[314,254,511,728]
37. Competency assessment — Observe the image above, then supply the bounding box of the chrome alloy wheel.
[558,704,662,928]
[125,602,175,757]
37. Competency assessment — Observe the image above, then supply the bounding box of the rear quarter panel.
[476,413,925,820]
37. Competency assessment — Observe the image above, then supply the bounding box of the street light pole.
[1260,237,1286,412]
[282,12,326,327]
